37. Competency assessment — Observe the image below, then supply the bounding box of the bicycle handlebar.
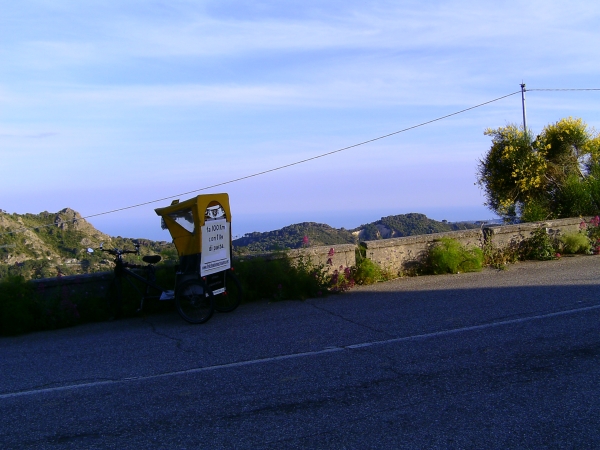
[100,248,137,256]
[86,246,140,260]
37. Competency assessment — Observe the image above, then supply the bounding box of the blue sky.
[2,0,600,241]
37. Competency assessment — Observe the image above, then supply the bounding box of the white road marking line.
[2,303,599,400]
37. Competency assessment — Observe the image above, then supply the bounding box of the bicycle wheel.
[214,270,242,313]
[175,279,214,324]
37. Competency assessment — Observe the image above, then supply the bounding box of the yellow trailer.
[155,193,241,323]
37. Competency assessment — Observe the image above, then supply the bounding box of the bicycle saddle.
[143,255,162,264]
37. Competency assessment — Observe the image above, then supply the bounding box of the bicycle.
[88,243,241,324]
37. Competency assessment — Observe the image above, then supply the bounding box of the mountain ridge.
[232,213,481,253]
[1,208,483,278]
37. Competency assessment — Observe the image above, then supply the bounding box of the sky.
[2,0,600,241]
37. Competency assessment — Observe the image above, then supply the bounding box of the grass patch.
[353,258,396,284]
[422,238,483,275]
[559,231,591,254]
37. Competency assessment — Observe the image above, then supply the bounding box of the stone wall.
[31,271,113,302]
[484,217,584,249]
[362,217,589,274]
[26,217,590,295]
[285,243,357,272]
[28,243,358,300]
[361,229,483,274]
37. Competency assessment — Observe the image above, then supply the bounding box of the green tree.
[477,117,600,222]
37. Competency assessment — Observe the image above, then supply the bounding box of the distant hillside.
[357,213,480,241]
[233,222,357,253]
[233,213,481,253]
[0,208,175,279]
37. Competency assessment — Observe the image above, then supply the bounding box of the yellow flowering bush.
[477,117,600,222]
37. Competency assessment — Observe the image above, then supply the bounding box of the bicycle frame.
[113,262,164,312]
[89,236,240,323]
[93,245,167,316]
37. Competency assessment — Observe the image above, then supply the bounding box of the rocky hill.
[0,208,175,279]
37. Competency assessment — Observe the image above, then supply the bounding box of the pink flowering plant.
[326,247,335,266]
[585,216,600,254]
[329,265,356,293]
[325,248,356,293]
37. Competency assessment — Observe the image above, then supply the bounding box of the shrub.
[352,258,397,284]
[582,216,600,253]
[329,266,355,292]
[0,276,39,336]
[483,239,520,269]
[0,264,180,336]
[520,198,551,223]
[520,228,558,261]
[353,258,381,284]
[560,232,591,254]
[234,254,330,302]
[422,238,483,275]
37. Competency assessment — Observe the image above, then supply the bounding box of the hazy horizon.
[83,204,498,241]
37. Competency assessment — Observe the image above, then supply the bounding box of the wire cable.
[526,88,600,92]
[0,90,522,237]
[0,88,580,237]
[80,90,523,219]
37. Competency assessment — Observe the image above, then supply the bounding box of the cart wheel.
[214,270,242,313]
[175,279,214,324]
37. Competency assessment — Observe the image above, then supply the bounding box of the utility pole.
[520,82,528,135]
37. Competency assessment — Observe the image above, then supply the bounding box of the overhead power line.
[2,87,598,237]
[527,88,600,92]
[80,90,522,220]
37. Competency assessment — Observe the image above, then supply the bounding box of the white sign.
[200,219,231,276]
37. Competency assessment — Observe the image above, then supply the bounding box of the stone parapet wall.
[30,271,113,302]
[362,229,484,273]
[484,217,586,249]
[241,243,356,272]
[24,217,591,296]
[362,217,591,274]
[286,243,356,271]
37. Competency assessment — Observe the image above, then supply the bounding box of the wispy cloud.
[0,131,58,139]
[2,0,600,235]
[5,78,522,112]
[6,1,600,67]
[4,0,597,117]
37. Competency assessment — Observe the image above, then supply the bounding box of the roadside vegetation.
[0,251,393,336]
[4,216,599,336]
[477,117,600,223]
[421,238,484,275]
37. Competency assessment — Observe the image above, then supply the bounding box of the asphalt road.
[1,256,600,449]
